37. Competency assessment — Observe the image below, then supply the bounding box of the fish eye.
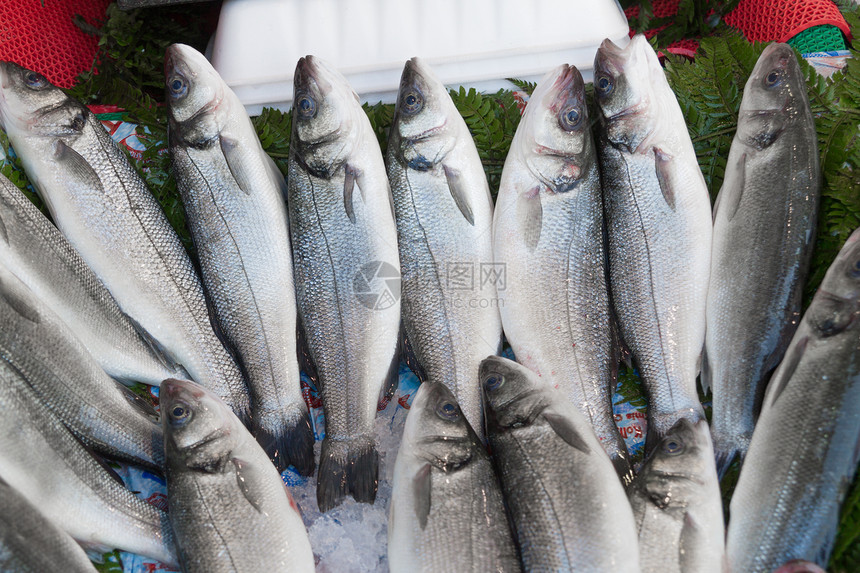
[662,438,684,455]
[436,400,460,421]
[483,375,504,392]
[168,76,187,98]
[595,75,613,97]
[296,94,316,118]
[169,401,192,425]
[24,70,48,89]
[402,89,424,115]
[559,106,582,131]
[764,70,782,88]
[851,258,860,278]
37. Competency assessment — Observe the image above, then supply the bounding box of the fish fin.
[343,164,363,224]
[700,345,711,396]
[764,335,809,410]
[254,403,315,476]
[124,313,183,375]
[714,152,746,222]
[542,411,591,454]
[413,463,432,530]
[232,457,266,514]
[442,164,475,226]
[0,275,41,324]
[378,339,401,410]
[296,315,319,385]
[52,140,105,195]
[678,511,705,572]
[219,135,253,196]
[263,152,288,201]
[653,147,676,210]
[401,324,428,384]
[114,379,160,422]
[517,186,542,251]
[715,449,739,480]
[68,431,127,487]
[317,435,378,511]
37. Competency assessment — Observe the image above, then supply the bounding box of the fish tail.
[317,435,378,512]
[715,447,740,480]
[254,404,315,475]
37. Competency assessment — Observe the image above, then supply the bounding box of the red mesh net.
[724,0,850,44]
[0,0,111,88]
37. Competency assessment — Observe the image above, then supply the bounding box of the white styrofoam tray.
[209,0,631,115]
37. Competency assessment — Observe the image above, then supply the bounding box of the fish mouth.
[403,119,447,143]
[605,97,648,122]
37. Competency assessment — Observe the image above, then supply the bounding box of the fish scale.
[166,44,313,474]
[594,35,711,444]
[0,61,249,422]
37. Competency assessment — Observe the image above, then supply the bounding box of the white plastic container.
[210,0,631,115]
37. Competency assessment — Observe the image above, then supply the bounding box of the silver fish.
[0,62,249,422]
[162,378,314,572]
[388,381,521,573]
[0,358,177,566]
[494,63,631,479]
[726,227,860,572]
[0,264,164,469]
[0,476,98,573]
[594,35,711,444]
[288,55,401,511]
[628,419,725,573]
[705,43,820,475]
[387,57,502,437]
[165,44,313,474]
[0,171,185,385]
[481,356,640,572]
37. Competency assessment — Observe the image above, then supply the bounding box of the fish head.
[405,382,477,472]
[390,57,456,170]
[480,355,549,432]
[517,63,594,194]
[639,419,716,509]
[164,44,225,145]
[291,55,359,177]
[161,378,240,472]
[0,61,87,139]
[806,227,860,339]
[593,35,659,152]
[737,43,806,150]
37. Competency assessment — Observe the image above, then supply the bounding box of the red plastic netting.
[724,0,851,44]
[0,0,110,88]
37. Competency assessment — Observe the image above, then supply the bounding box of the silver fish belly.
[494,63,631,478]
[166,44,313,474]
[288,55,400,511]
[387,57,502,438]
[726,228,860,572]
[0,62,249,421]
[705,43,820,474]
[594,35,711,444]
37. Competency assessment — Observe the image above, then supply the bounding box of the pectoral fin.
[219,135,252,196]
[126,314,182,374]
[543,412,590,454]
[0,273,41,324]
[518,187,542,251]
[654,148,676,210]
[443,165,474,226]
[413,463,432,530]
[53,141,104,195]
[343,164,364,224]
[233,458,266,514]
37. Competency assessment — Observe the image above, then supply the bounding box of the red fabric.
[0,0,110,88]
[724,0,851,43]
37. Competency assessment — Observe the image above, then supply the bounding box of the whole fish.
[162,378,314,572]
[726,227,860,572]
[628,419,724,573]
[388,381,521,573]
[0,62,249,422]
[288,55,401,511]
[387,57,502,438]
[0,358,177,566]
[165,44,313,474]
[481,356,640,572]
[494,63,631,479]
[0,265,164,469]
[0,172,185,385]
[705,43,820,475]
[594,35,711,444]
[0,475,98,573]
